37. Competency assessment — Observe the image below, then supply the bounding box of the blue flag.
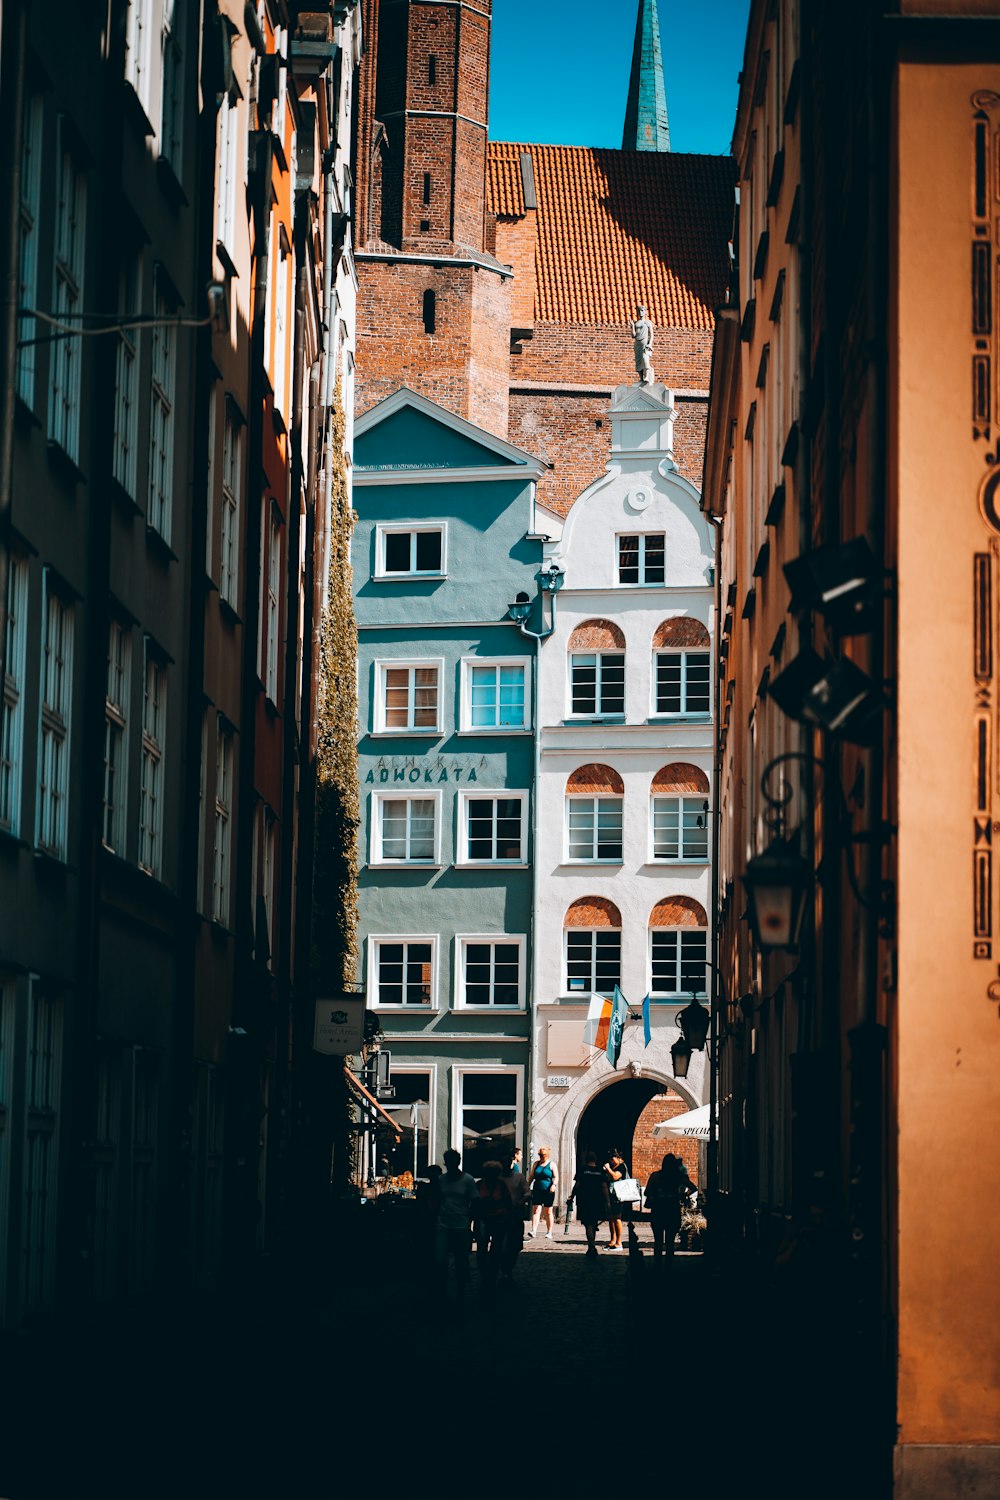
[641,994,652,1048]
[606,985,628,1069]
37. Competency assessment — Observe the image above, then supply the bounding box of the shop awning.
[652,1103,712,1140]
[347,1071,402,1138]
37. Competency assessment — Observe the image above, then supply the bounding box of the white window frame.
[216,92,238,260]
[564,926,622,997]
[568,649,626,718]
[374,657,444,735]
[48,124,86,463]
[219,404,242,607]
[264,513,281,702]
[652,648,712,718]
[368,934,439,1011]
[125,0,154,114]
[459,655,530,733]
[103,619,131,856]
[160,1,184,172]
[273,234,290,420]
[113,257,140,497]
[451,1064,523,1162]
[456,788,527,866]
[1,555,29,837]
[17,91,43,406]
[617,531,666,586]
[650,794,711,863]
[148,270,175,543]
[565,794,624,864]
[212,724,233,925]
[649,926,709,998]
[370,789,442,866]
[455,934,526,1010]
[138,646,164,878]
[36,576,73,860]
[375,524,447,580]
[383,1063,437,1170]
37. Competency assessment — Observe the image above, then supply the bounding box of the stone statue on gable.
[630,304,655,385]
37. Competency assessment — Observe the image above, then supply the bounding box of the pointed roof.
[622,0,670,152]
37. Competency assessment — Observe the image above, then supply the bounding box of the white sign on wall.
[547,1075,572,1090]
[313,998,367,1056]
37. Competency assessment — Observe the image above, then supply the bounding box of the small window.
[652,796,709,861]
[372,793,439,864]
[461,657,528,730]
[1,555,29,837]
[570,651,625,716]
[428,55,437,85]
[459,792,526,864]
[37,578,74,860]
[376,659,443,734]
[422,288,436,334]
[458,938,524,1008]
[377,525,445,578]
[103,619,131,855]
[650,928,708,996]
[372,938,435,1008]
[566,796,623,862]
[565,929,621,995]
[213,723,233,923]
[654,650,711,715]
[423,172,431,206]
[139,647,165,878]
[618,533,665,585]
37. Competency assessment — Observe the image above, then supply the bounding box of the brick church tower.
[353,0,512,436]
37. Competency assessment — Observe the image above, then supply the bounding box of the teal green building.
[352,389,545,1178]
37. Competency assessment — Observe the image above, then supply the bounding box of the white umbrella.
[652,1103,712,1140]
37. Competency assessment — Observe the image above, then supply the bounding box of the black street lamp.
[508,561,566,641]
[743,830,811,952]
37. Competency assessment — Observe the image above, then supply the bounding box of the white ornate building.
[527,383,717,1184]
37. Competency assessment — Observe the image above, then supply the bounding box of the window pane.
[685,653,711,714]
[412,667,438,726]
[404,944,433,1005]
[497,665,524,726]
[653,797,681,859]
[384,667,410,726]
[594,929,622,988]
[467,798,495,860]
[651,931,678,993]
[381,800,408,859]
[465,943,493,1006]
[619,535,639,584]
[567,799,596,860]
[471,666,498,726]
[595,798,623,860]
[384,532,412,572]
[493,944,520,1005]
[680,930,708,993]
[598,654,625,715]
[378,943,405,1004]
[656,654,682,713]
[495,799,522,859]
[571,655,597,714]
[463,1074,517,1105]
[566,929,594,988]
[407,799,435,858]
[415,531,442,571]
[681,798,709,860]
[644,535,665,584]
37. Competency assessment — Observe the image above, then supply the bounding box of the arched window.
[565,764,624,862]
[649,896,708,997]
[568,619,626,718]
[650,763,710,862]
[652,618,711,717]
[564,897,622,995]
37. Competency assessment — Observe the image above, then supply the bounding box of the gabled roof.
[487,143,734,329]
[353,386,546,483]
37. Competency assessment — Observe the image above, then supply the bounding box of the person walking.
[527,1146,558,1239]
[602,1148,631,1251]
[643,1153,690,1261]
[568,1150,611,1258]
[472,1159,512,1299]
[500,1152,528,1280]
[433,1148,479,1308]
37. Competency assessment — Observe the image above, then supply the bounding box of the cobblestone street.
[2,1220,879,1500]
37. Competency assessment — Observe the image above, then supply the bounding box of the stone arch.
[555,1065,699,1187]
[649,896,709,927]
[564,896,622,928]
[566,763,625,795]
[652,617,710,649]
[568,618,626,650]
[651,762,710,794]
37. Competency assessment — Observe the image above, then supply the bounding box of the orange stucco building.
[704,2,1000,1493]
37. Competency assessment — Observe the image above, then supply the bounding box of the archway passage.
[575,1078,663,1170]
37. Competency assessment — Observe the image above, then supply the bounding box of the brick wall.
[631,1091,701,1187]
[510,391,709,515]
[512,321,714,390]
[355,258,511,435]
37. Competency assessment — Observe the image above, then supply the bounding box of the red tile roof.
[487,142,734,329]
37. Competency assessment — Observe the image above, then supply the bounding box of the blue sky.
[488,0,750,156]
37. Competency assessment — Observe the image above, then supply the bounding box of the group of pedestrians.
[424,1143,697,1309]
[569,1149,695,1261]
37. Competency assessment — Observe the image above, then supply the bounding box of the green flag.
[606,985,628,1069]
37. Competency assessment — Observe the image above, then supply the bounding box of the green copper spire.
[622,0,670,152]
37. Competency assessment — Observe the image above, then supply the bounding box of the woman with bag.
[527,1146,558,1239]
[568,1150,611,1258]
[643,1153,690,1261]
[602,1147,635,1251]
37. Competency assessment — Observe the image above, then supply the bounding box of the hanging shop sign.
[313,997,367,1056]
